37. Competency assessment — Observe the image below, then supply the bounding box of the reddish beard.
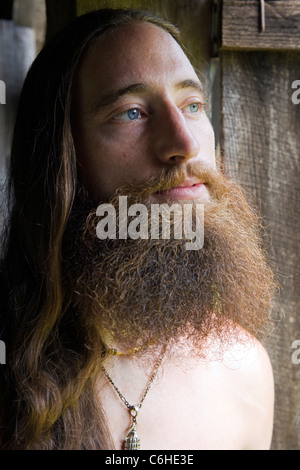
[62,162,276,358]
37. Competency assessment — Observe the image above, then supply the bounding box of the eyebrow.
[89,79,204,116]
[174,79,204,95]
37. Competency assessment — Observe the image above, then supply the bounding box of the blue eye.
[127,108,141,120]
[115,108,141,121]
[182,102,202,115]
[189,103,200,113]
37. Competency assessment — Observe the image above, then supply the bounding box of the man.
[0,9,276,450]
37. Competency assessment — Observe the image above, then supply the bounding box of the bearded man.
[0,9,276,450]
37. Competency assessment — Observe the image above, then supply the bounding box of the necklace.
[105,339,157,357]
[101,346,166,450]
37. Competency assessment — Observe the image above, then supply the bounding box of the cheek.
[75,129,148,199]
[195,117,216,164]
[207,125,216,159]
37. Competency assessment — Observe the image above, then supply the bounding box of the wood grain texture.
[220,50,300,449]
[222,0,300,50]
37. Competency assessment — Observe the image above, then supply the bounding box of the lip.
[155,179,209,201]
[176,177,204,188]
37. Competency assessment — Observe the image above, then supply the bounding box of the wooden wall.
[220,0,300,450]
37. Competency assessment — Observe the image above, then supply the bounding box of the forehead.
[74,22,200,103]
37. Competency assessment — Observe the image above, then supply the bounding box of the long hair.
[0,9,182,450]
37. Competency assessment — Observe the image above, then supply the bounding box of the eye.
[189,103,200,113]
[114,108,142,121]
[183,102,201,114]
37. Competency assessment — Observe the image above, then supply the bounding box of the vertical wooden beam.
[220,45,300,451]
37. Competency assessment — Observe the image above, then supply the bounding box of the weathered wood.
[222,0,300,50]
[220,49,300,449]
[221,1,300,448]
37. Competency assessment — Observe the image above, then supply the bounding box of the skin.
[98,335,274,450]
[72,23,215,203]
[72,22,274,450]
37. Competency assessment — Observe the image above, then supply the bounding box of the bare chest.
[98,363,248,450]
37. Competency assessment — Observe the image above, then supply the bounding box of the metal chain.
[101,346,166,412]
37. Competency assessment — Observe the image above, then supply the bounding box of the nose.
[153,103,200,165]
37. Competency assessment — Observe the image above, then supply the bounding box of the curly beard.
[62,162,276,358]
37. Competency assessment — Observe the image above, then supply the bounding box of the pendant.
[124,406,141,450]
[124,422,141,450]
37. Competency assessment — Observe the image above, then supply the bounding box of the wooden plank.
[222,0,300,50]
[220,49,300,449]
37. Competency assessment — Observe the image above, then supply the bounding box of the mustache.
[103,161,226,202]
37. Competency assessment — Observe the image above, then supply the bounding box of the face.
[72,22,216,202]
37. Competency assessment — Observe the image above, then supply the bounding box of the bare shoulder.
[219,330,275,449]
[221,330,274,376]
[166,329,274,449]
